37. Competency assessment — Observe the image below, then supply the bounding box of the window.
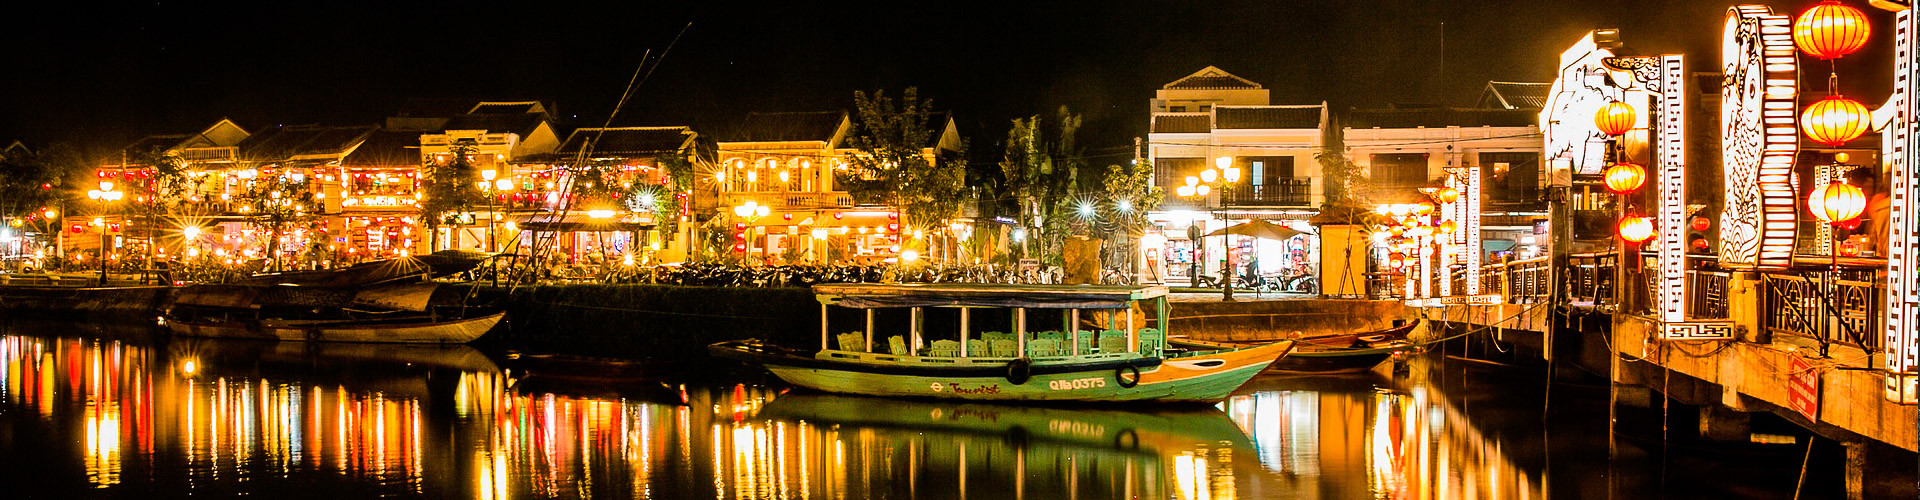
[1246,156,1294,186]
[1480,152,1541,202]
[1155,157,1203,189]
[1370,153,1429,188]
[1199,104,1212,112]
[1169,105,1188,113]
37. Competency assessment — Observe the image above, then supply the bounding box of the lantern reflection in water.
[4,328,1561,499]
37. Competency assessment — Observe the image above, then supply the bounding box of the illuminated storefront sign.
[1876,1,1920,401]
[1542,32,1628,178]
[1718,5,1801,269]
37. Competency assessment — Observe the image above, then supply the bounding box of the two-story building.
[714,110,962,264]
[1343,106,1545,260]
[516,125,711,264]
[1145,66,1330,285]
[415,102,561,254]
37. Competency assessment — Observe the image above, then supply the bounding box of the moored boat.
[710,283,1294,404]
[164,262,502,344]
[1170,319,1420,374]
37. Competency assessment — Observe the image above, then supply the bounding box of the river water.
[0,320,1842,499]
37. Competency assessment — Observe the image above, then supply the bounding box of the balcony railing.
[1761,270,1883,357]
[1688,269,1732,319]
[1478,257,1551,303]
[1567,252,1616,306]
[1223,179,1311,206]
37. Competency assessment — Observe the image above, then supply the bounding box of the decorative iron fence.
[1760,271,1882,357]
[1480,257,1551,303]
[1688,270,1732,319]
[1567,253,1615,306]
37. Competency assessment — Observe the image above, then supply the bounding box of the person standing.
[1845,168,1891,257]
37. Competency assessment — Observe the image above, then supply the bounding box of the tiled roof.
[1163,66,1262,90]
[1151,114,1211,134]
[237,125,377,161]
[1214,106,1322,129]
[1479,82,1551,110]
[468,102,542,115]
[728,111,847,143]
[1346,108,1538,129]
[123,134,191,154]
[340,129,419,167]
[441,113,548,137]
[557,127,694,156]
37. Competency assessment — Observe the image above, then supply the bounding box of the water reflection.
[2,323,1552,498]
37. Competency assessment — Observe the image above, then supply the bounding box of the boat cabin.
[812,283,1173,361]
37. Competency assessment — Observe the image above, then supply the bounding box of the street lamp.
[1177,157,1244,301]
[478,170,514,253]
[86,181,124,284]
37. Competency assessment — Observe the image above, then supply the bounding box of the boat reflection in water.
[2,322,1547,499]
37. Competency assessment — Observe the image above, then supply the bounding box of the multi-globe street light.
[86,181,124,284]
[1175,156,1242,301]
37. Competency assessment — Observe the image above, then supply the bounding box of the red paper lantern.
[1618,216,1656,243]
[1809,181,1867,223]
[1689,217,1712,231]
[1801,96,1872,147]
[1595,101,1636,136]
[1794,0,1872,60]
[1603,163,1646,193]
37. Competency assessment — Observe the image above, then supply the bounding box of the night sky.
[0,0,1894,162]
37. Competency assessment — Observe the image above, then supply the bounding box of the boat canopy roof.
[813,283,1168,310]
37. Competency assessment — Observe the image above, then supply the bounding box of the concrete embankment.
[1168,297,1421,342]
[0,285,172,317]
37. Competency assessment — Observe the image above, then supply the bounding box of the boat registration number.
[1048,377,1107,390]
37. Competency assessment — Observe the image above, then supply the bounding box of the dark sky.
[0,0,1894,162]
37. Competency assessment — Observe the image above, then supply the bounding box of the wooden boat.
[1170,319,1420,374]
[756,392,1257,453]
[710,283,1294,404]
[165,279,501,344]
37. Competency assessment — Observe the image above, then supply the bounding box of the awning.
[814,283,1167,309]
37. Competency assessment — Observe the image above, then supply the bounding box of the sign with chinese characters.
[1878,3,1920,394]
[1718,5,1800,269]
[1788,356,1821,421]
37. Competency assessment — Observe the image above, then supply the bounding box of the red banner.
[1787,356,1820,422]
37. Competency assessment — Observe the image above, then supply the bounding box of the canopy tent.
[1204,219,1311,241]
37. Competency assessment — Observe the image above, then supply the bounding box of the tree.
[838,88,967,238]
[1098,159,1164,267]
[420,140,484,252]
[239,175,316,271]
[1315,147,1370,207]
[0,144,84,255]
[998,106,1087,265]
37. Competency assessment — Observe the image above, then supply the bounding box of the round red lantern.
[1809,181,1867,223]
[1618,216,1656,243]
[1794,0,1872,60]
[1595,101,1636,136]
[1436,187,1460,203]
[1690,216,1712,232]
[1802,96,1872,147]
[1603,163,1646,193]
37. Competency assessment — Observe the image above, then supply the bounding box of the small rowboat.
[711,283,1294,404]
[1170,320,1420,374]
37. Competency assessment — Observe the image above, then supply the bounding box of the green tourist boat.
[710,283,1294,404]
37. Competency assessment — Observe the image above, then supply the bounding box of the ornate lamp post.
[1175,156,1243,301]
[478,170,515,253]
[86,181,124,284]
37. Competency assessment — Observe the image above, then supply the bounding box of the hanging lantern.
[1603,163,1646,193]
[1618,216,1656,243]
[1439,220,1458,235]
[1594,101,1636,136]
[1794,0,1872,60]
[1690,217,1713,231]
[1436,187,1460,203]
[1809,181,1867,223]
[1801,96,1872,146]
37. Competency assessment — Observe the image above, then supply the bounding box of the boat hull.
[1267,347,1399,374]
[165,312,502,344]
[716,340,1293,404]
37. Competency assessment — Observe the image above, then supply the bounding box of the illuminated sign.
[1541,33,1628,178]
[1881,5,1920,397]
[1718,5,1800,269]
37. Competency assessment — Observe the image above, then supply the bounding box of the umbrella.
[1204,219,1309,241]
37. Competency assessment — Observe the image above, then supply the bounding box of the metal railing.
[1223,179,1312,206]
[1366,272,1404,300]
[1688,269,1731,319]
[1761,270,1883,357]
[1479,257,1551,303]
[1567,252,1616,306]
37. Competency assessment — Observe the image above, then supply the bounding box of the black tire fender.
[1115,363,1141,388]
[1006,357,1033,385]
